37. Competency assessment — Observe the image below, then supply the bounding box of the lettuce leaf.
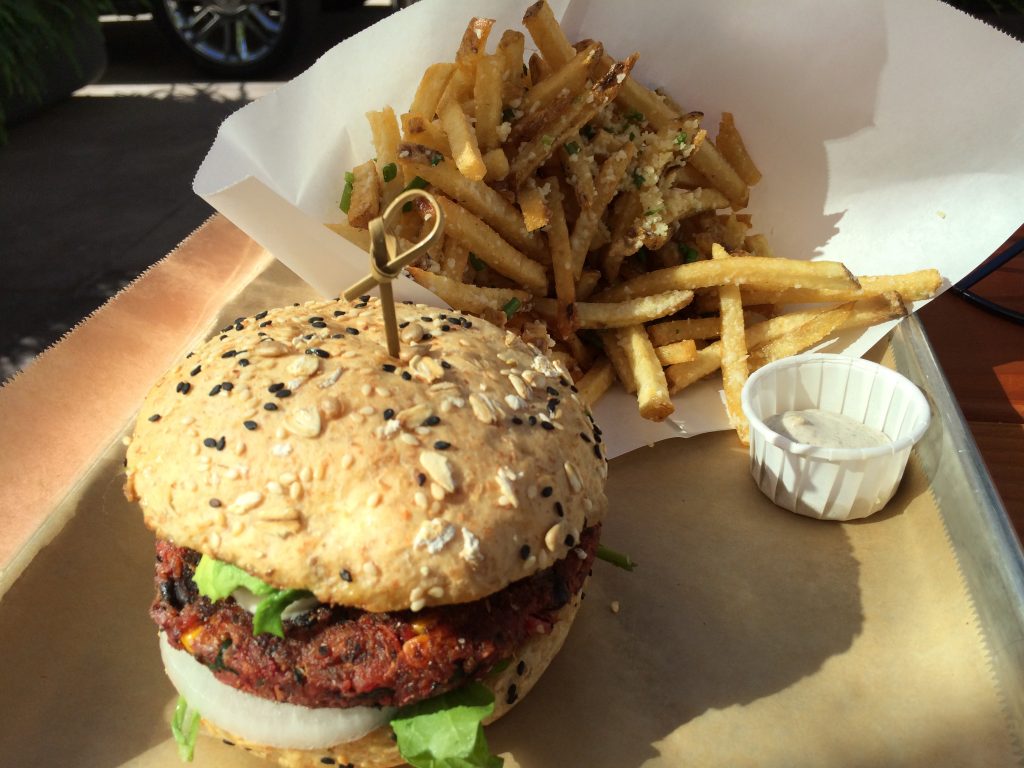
[171,695,201,762]
[192,556,312,638]
[391,683,504,768]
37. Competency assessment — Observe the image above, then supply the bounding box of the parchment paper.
[0,238,1017,767]
[193,0,1024,451]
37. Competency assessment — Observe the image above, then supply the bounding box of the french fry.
[437,196,549,295]
[546,177,576,339]
[602,189,642,283]
[518,179,551,232]
[510,54,637,187]
[654,339,698,366]
[522,0,575,68]
[521,41,602,116]
[739,270,943,306]
[594,256,860,302]
[562,331,595,369]
[575,356,615,406]
[748,303,855,370]
[560,135,597,210]
[439,236,470,280]
[456,16,496,67]
[648,315,747,345]
[400,113,450,155]
[528,51,553,84]
[345,160,381,229]
[576,269,601,301]
[367,107,403,205]
[743,233,775,258]
[438,99,487,182]
[399,144,545,261]
[533,289,693,329]
[326,221,370,252]
[409,63,456,118]
[716,112,762,186]
[713,244,750,443]
[615,325,674,421]
[474,54,504,152]
[407,266,532,317]
[600,331,637,393]
[688,136,749,210]
[497,30,527,103]
[570,141,636,277]
[481,147,509,181]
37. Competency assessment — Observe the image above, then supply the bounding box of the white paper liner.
[193,0,1024,457]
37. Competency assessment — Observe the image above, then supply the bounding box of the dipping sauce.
[764,408,892,449]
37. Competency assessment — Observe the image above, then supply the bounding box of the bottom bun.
[204,588,585,768]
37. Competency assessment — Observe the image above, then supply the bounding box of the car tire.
[150,1,301,78]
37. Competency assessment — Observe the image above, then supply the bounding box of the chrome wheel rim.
[162,1,287,68]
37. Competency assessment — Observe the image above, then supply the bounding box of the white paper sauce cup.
[740,354,932,521]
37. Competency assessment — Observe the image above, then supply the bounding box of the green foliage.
[0,0,112,140]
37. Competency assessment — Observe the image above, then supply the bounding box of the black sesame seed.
[223,739,235,746]
[422,415,441,426]
[546,386,559,396]
[398,321,410,328]
[209,384,222,396]
[564,534,575,547]
[421,316,432,322]
[547,398,560,413]
[401,371,412,381]
[594,432,602,444]
[421,332,433,340]
[528,416,537,426]
[441,324,451,332]
[222,381,234,391]
[303,333,315,340]
[331,333,343,339]
[593,444,602,459]
[464,321,473,328]
[216,436,226,451]
[209,498,222,508]
[203,437,217,448]
[541,486,553,497]
[219,333,229,340]
[221,350,237,358]
[383,408,396,420]
[190,365,202,377]
[354,302,367,309]
[309,316,324,323]
[541,421,555,431]
[554,501,564,517]
[255,310,268,320]
[570,385,579,393]
[176,381,191,394]
[234,323,244,332]
[559,376,570,387]
[340,569,352,583]
[433,440,451,450]
[438,313,447,319]
[268,382,284,393]
[519,544,531,560]
[311,321,328,329]
[333,310,346,317]
[345,327,359,335]
[512,416,523,425]
[382,364,396,373]
[259,320,272,328]
[243,420,258,431]
[238,358,250,367]
[264,402,278,411]
[148,413,161,422]
[320,758,336,765]
[417,473,427,486]
[506,684,518,705]
[580,432,592,443]
[275,389,292,398]
[516,660,526,675]
[440,360,452,369]
[309,348,330,358]
[360,294,370,302]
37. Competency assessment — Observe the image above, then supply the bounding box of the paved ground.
[0,3,391,381]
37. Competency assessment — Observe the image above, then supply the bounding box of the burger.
[123,296,608,767]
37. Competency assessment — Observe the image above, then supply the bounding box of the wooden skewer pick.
[343,190,444,358]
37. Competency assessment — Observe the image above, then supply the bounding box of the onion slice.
[159,634,395,749]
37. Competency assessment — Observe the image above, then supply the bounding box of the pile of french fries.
[330,0,941,443]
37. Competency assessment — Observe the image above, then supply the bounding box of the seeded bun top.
[125,297,608,612]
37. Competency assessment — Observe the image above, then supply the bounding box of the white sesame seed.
[427,586,445,599]
[367,491,383,508]
[564,461,583,492]
[361,383,373,397]
[400,433,420,446]
[340,454,355,469]
[359,405,375,416]
[410,599,426,612]
[430,482,446,501]
[414,491,429,509]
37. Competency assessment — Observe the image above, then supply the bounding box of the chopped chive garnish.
[596,543,637,571]
[631,170,645,188]
[382,162,397,182]
[502,297,522,319]
[625,110,645,124]
[674,131,688,147]
[644,206,664,216]
[564,141,580,155]
[468,252,486,271]
[405,176,429,191]
[679,243,701,263]
[541,134,554,147]
[430,151,444,166]
[339,170,355,213]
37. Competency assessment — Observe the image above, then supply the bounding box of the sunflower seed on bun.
[124,296,608,768]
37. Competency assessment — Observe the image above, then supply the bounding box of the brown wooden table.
[918,226,1024,535]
